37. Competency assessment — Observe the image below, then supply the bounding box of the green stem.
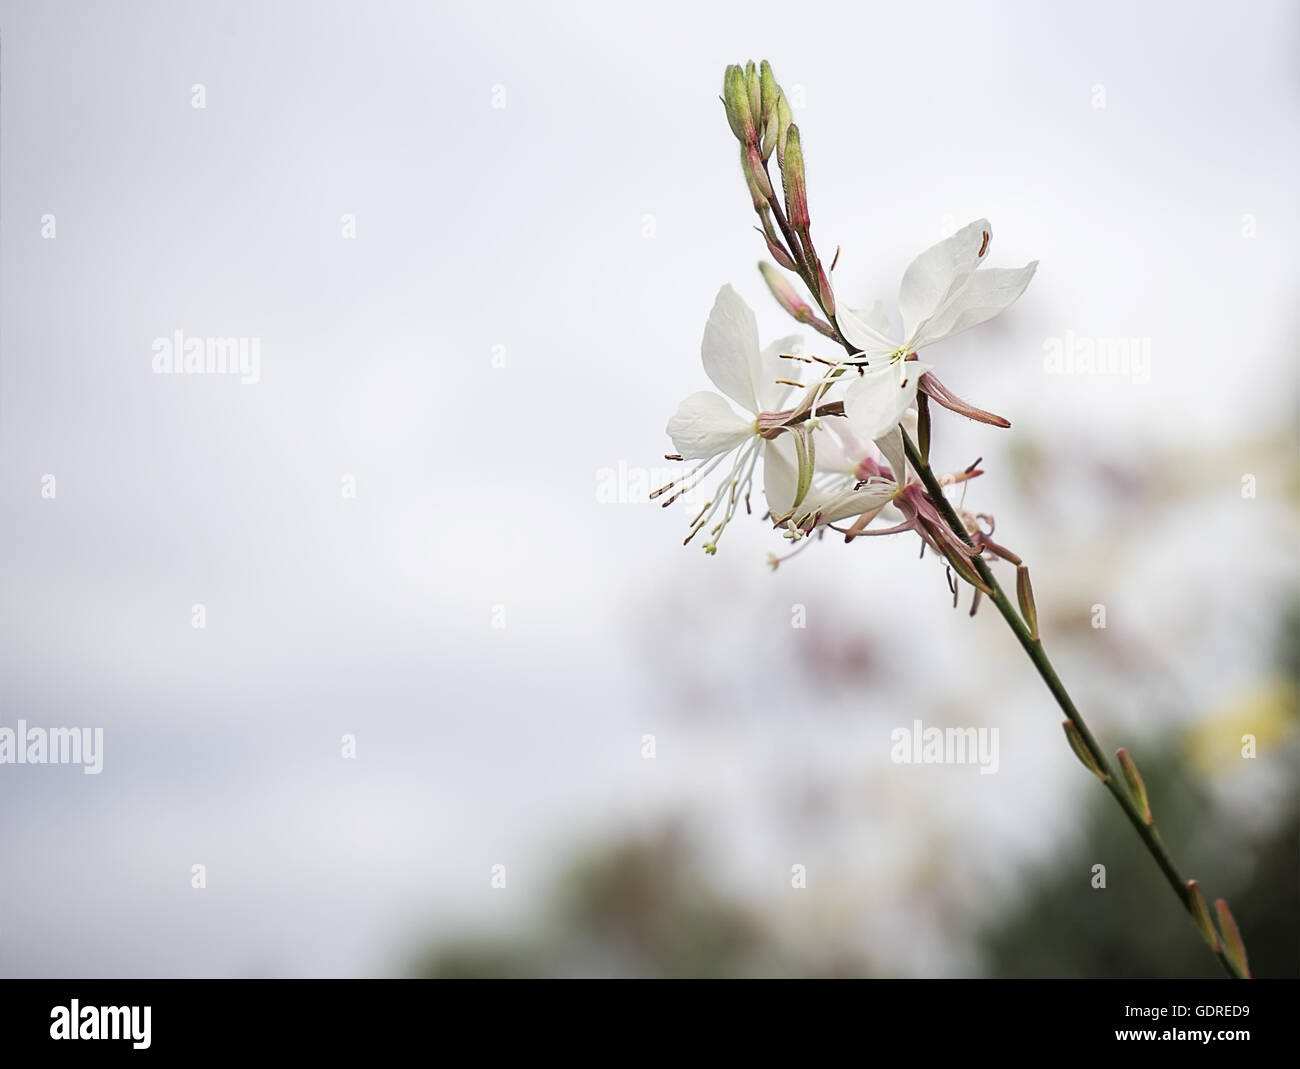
[898,429,1244,979]
[774,254,1247,975]
[750,140,1245,974]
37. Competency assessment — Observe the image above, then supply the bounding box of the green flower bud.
[745,61,761,134]
[722,65,756,145]
[782,124,809,230]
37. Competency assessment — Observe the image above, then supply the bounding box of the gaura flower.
[834,219,1037,440]
[655,285,805,553]
[763,416,906,537]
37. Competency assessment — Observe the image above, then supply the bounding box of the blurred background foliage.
[414,425,1299,978]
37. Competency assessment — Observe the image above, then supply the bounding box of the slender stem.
[898,430,1243,979]
[777,260,1247,975]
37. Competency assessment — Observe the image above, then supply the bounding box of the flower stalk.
[661,60,1252,977]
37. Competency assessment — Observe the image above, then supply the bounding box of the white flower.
[765,415,911,533]
[835,219,1037,440]
[658,285,802,552]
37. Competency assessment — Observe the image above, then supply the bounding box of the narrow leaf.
[1062,720,1109,783]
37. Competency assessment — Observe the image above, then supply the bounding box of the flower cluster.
[655,61,1036,594]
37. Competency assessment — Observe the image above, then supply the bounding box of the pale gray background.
[1,0,1295,976]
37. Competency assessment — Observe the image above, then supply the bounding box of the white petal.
[835,302,897,356]
[899,219,991,344]
[761,436,799,516]
[701,284,761,413]
[912,262,1038,350]
[843,359,933,441]
[755,334,804,412]
[666,391,753,460]
[814,482,897,525]
[873,426,908,486]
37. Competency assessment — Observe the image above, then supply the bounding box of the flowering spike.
[1016,564,1039,641]
[1116,748,1152,824]
[1062,720,1109,783]
[1214,900,1251,978]
[1186,881,1221,953]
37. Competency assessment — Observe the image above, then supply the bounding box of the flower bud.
[782,124,809,231]
[745,143,775,201]
[740,146,769,211]
[759,61,780,160]
[758,263,838,339]
[776,91,793,166]
[745,62,762,135]
[815,260,835,317]
[722,65,756,145]
[1186,881,1220,953]
[1116,748,1152,824]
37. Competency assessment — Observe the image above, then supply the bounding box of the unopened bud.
[757,229,798,271]
[722,65,756,145]
[1116,748,1152,824]
[776,91,792,166]
[745,143,775,201]
[759,61,780,160]
[745,62,762,135]
[1186,881,1220,953]
[759,61,778,122]
[815,261,835,317]
[759,261,810,317]
[1062,720,1109,783]
[1214,899,1250,978]
[783,125,809,230]
[741,145,769,211]
[758,262,837,337]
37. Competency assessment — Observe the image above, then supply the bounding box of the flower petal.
[873,426,908,486]
[666,391,754,460]
[814,482,897,525]
[836,302,897,356]
[755,334,804,412]
[701,284,761,413]
[912,262,1038,350]
[899,219,991,344]
[843,359,933,441]
[762,436,799,516]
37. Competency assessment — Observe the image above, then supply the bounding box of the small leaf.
[1186,880,1220,953]
[1062,720,1109,783]
[1016,564,1038,642]
[1214,899,1251,978]
[1117,748,1152,824]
